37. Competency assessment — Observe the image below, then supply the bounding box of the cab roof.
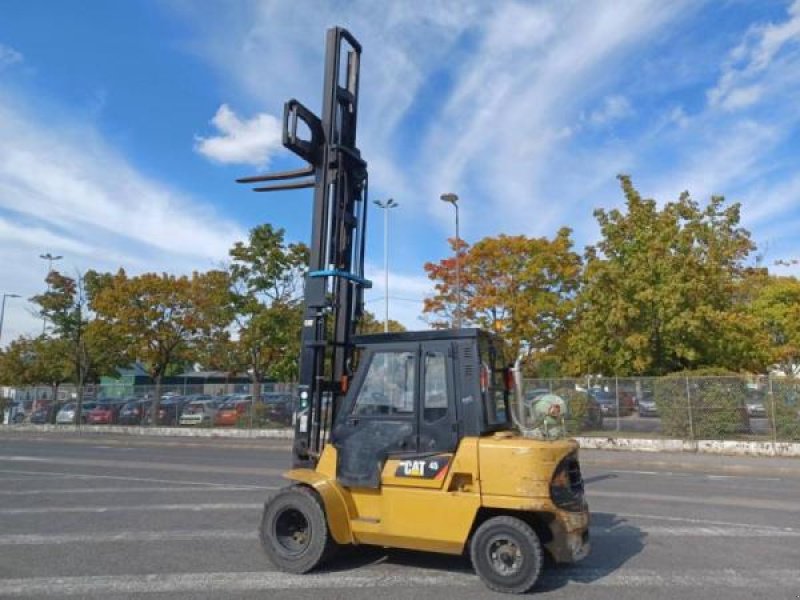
[352,327,490,346]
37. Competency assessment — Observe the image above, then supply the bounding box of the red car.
[214,397,252,427]
[86,401,124,425]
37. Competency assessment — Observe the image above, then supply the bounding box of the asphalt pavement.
[0,431,799,599]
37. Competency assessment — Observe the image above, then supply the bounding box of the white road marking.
[0,468,275,489]
[0,485,270,496]
[0,503,262,515]
[595,525,800,537]
[0,529,258,546]
[615,511,796,532]
[608,469,664,476]
[0,519,792,547]
[590,489,800,512]
[1,569,799,596]
[0,455,282,476]
[606,469,782,482]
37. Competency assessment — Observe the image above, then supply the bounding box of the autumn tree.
[207,225,309,400]
[424,230,582,363]
[748,275,800,376]
[567,175,758,376]
[92,269,231,424]
[30,270,126,407]
[357,310,406,334]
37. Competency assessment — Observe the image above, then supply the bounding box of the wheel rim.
[486,535,524,576]
[273,507,311,555]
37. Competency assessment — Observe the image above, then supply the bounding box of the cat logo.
[394,455,451,479]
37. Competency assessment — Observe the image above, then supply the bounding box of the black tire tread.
[470,515,544,594]
[259,484,337,574]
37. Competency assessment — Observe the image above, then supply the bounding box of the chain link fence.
[4,376,800,441]
[520,375,800,442]
[2,382,298,429]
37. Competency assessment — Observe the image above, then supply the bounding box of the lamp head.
[440,193,458,205]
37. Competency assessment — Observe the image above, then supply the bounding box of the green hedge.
[654,369,750,439]
[768,380,800,441]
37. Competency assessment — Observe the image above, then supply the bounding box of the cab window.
[353,351,416,417]
[423,351,448,423]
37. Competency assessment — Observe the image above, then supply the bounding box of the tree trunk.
[152,374,162,427]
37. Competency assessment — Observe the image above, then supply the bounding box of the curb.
[575,436,800,458]
[3,425,799,457]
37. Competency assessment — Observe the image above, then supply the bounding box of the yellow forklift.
[238,27,590,594]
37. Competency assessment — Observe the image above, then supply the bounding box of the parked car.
[55,401,99,424]
[261,393,294,426]
[145,396,188,426]
[29,402,66,424]
[214,397,253,427]
[588,388,635,416]
[118,399,151,425]
[637,393,658,417]
[745,389,767,418]
[179,398,220,426]
[5,401,26,424]
[86,399,126,425]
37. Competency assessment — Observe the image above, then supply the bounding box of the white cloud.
[194,104,283,166]
[587,95,633,125]
[420,1,689,236]
[0,43,22,69]
[0,94,247,341]
[708,0,800,110]
[364,261,434,329]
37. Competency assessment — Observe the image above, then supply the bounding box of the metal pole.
[0,295,7,345]
[0,294,21,346]
[384,201,389,332]
[440,193,461,329]
[768,374,778,445]
[685,376,694,440]
[373,199,397,333]
[455,202,461,329]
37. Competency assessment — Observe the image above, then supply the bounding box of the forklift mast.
[238,27,369,467]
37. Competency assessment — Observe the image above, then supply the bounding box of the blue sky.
[2,0,800,343]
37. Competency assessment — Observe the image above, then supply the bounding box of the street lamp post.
[0,293,21,346]
[373,198,399,333]
[440,193,461,328]
[39,253,63,334]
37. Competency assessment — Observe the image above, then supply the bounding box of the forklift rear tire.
[259,485,337,574]
[470,516,543,594]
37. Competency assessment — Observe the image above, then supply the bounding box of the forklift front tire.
[259,485,337,574]
[470,515,544,594]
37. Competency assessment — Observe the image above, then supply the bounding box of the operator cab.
[331,328,512,488]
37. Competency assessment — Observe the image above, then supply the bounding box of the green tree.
[567,175,757,376]
[213,225,309,401]
[30,270,126,407]
[0,336,72,400]
[424,230,582,364]
[357,310,406,334]
[92,269,231,424]
[748,275,800,376]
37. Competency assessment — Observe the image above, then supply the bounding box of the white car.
[55,402,97,424]
[178,399,220,426]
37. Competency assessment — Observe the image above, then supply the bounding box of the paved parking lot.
[1,432,799,599]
